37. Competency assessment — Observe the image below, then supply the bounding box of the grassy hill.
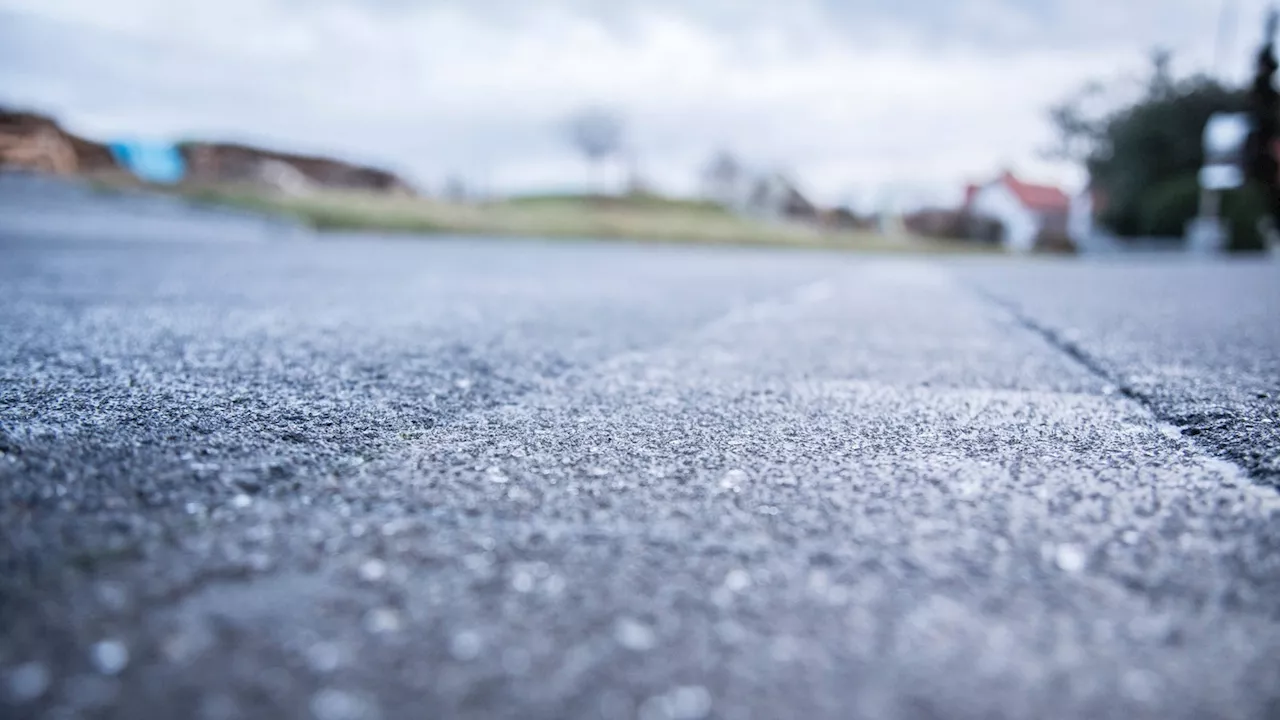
[119,182,984,252]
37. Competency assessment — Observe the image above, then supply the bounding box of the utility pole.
[1215,0,1239,81]
[1245,8,1280,233]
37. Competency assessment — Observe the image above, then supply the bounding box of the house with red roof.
[964,171,1072,252]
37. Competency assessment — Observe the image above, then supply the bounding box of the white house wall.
[1067,191,1092,245]
[971,183,1040,252]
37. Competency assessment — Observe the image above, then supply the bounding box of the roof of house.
[999,171,1070,212]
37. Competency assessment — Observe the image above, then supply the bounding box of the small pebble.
[667,686,713,720]
[772,474,798,488]
[305,642,346,674]
[639,685,713,720]
[719,469,747,491]
[450,631,483,661]
[724,569,752,592]
[1055,544,1087,573]
[230,494,253,510]
[161,622,213,664]
[358,559,387,583]
[364,607,402,635]
[310,688,378,720]
[7,661,51,703]
[96,582,130,612]
[614,617,657,652]
[543,573,566,597]
[511,570,535,593]
[91,639,129,675]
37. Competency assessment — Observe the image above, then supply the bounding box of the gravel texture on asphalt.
[2,186,1279,720]
[957,259,1280,486]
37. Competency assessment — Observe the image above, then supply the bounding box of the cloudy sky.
[0,0,1265,207]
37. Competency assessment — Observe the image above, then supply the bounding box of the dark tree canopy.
[1088,77,1247,236]
[1043,81,1109,165]
[1048,55,1254,243]
[702,150,742,200]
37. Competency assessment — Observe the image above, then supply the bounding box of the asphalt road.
[2,176,1279,720]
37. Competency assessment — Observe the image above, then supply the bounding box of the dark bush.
[965,214,1005,244]
[1221,182,1270,252]
[1139,175,1199,238]
[1137,173,1268,250]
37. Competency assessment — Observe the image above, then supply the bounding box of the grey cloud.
[291,0,1218,54]
[0,0,1241,201]
[0,9,592,184]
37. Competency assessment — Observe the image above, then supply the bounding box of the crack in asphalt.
[968,283,1277,491]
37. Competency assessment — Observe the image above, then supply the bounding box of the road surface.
[2,176,1279,720]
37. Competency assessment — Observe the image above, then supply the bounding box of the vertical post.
[1246,8,1280,227]
[1200,186,1221,221]
[1215,0,1239,81]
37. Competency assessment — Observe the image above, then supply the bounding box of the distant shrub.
[1138,174,1268,251]
[1138,175,1199,238]
[1221,182,1270,252]
[965,214,1005,244]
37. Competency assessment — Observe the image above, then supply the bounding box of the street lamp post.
[1215,0,1239,81]
[1193,112,1249,252]
[1245,8,1280,236]
[1194,8,1280,252]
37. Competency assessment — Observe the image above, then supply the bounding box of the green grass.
[505,192,728,215]
[101,180,994,253]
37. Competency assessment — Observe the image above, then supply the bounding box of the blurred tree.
[621,145,650,196]
[1148,47,1176,99]
[1048,51,1262,248]
[1043,81,1109,165]
[702,150,743,204]
[1089,76,1247,237]
[443,174,467,203]
[566,108,624,194]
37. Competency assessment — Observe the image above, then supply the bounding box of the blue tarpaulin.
[108,141,186,184]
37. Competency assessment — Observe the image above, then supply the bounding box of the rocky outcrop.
[0,109,118,175]
[1,108,414,196]
[181,142,415,195]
